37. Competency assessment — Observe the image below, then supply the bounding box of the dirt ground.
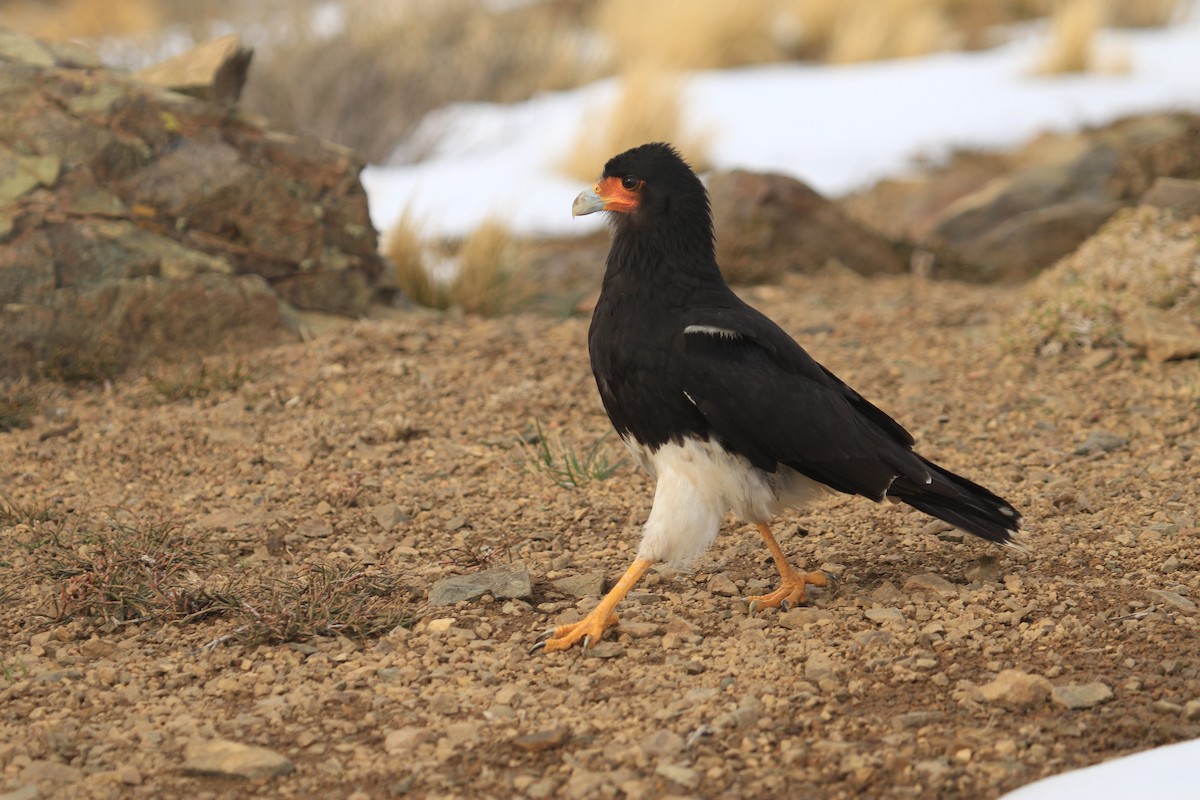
[1,269,1198,799]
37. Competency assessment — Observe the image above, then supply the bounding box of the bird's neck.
[604,219,723,294]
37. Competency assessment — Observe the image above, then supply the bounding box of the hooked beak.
[572,185,606,217]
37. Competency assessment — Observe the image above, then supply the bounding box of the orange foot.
[539,610,619,652]
[746,522,829,614]
[747,568,828,613]
[534,557,652,653]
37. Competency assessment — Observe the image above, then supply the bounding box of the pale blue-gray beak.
[572,186,605,217]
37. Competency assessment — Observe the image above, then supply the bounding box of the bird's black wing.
[673,305,931,501]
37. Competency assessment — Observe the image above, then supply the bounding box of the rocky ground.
[1,266,1198,800]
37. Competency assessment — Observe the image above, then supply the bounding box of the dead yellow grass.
[1,0,164,39]
[1035,0,1106,73]
[450,219,537,316]
[384,209,448,310]
[384,213,537,315]
[1110,0,1180,27]
[827,0,951,63]
[594,0,782,71]
[559,65,711,182]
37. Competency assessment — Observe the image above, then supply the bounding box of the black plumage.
[539,142,1021,653]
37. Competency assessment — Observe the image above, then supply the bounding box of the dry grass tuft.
[450,219,538,316]
[384,209,449,310]
[243,0,597,164]
[0,384,39,433]
[826,0,952,63]
[1,0,164,39]
[559,65,711,182]
[34,520,232,625]
[594,0,782,71]
[148,359,249,403]
[1110,0,1181,27]
[228,563,419,645]
[1035,0,1106,74]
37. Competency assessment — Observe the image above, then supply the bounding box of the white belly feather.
[623,436,831,566]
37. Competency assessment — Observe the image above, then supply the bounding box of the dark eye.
[621,175,640,191]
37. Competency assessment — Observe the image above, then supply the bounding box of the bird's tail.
[888,456,1023,550]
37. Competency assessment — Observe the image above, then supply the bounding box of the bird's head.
[572,142,710,234]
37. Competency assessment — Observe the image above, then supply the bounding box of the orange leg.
[746,523,827,613]
[537,557,653,653]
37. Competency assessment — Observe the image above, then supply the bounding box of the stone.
[865,607,906,625]
[0,787,41,800]
[978,669,1052,709]
[779,608,835,628]
[513,727,570,753]
[133,35,253,107]
[1123,307,1200,363]
[1074,430,1127,456]
[708,169,907,284]
[428,562,531,605]
[804,652,840,681]
[640,729,685,758]
[181,739,295,779]
[965,555,1002,583]
[1052,682,1113,709]
[1184,700,1200,721]
[1147,590,1196,611]
[372,503,409,531]
[903,573,959,598]
[1141,177,1200,218]
[18,760,81,785]
[707,572,739,596]
[553,571,605,598]
[0,30,385,379]
[655,763,700,789]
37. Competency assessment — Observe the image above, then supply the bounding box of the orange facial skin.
[594,175,641,213]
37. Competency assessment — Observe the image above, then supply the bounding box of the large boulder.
[709,169,907,283]
[1015,194,1200,362]
[0,32,384,378]
[845,113,1200,282]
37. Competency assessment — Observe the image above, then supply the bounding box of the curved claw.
[582,634,592,650]
[779,598,791,613]
[535,629,555,644]
[529,640,546,654]
[747,599,760,616]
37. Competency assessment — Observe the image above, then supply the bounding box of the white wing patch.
[684,324,741,339]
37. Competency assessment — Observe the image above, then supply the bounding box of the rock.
[512,727,570,753]
[583,642,625,659]
[0,787,41,800]
[707,572,739,596]
[965,555,1002,583]
[903,573,959,598]
[372,503,409,531]
[870,580,904,603]
[1141,177,1200,218]
[708,170,907,284]
[954,199,1123,282]
[553,571,606,598]
[442,722,480,748]
[978,669,1052,709]
[655,763,700,789]
[426,618,455,634]
[640,729,685,757]
[804,652,840,681]
[1052,682,1113,709]
[0,30,384,378]
[1075,430,1127,456]
[865,607,906,625]
[181,739,295,779]
[779,607,835,628]
[1146,590,1196,611]
[18,760,81,785]
[133,35,253,107]
[1184,700,1200,721]
[428,562,531,605]
[1123,307,1200,362]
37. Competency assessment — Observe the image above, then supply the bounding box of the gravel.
[1,271,1198,799]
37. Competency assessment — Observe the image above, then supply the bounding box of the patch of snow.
[362,11,1200,239]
